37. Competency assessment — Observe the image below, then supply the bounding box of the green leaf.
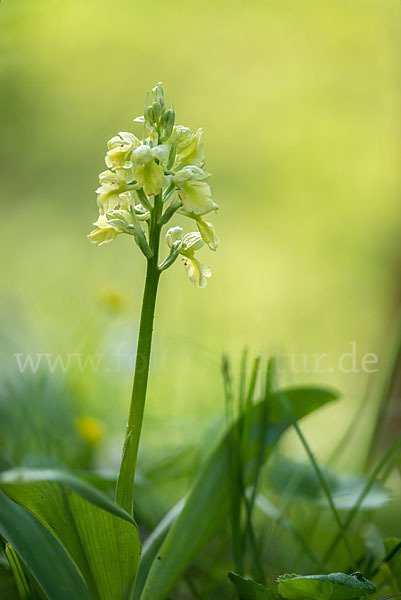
[138,386,338,600]
[383,538,401,591]
[229,572,278,599]
[134,500,184,600]
[0,468,141,600]
[277,572,376,600]
[0,491,91,600]
[268,458,390,510]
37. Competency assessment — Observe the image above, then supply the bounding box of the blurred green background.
[1,0,400,468]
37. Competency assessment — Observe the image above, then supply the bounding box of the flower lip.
[181,232,204,254]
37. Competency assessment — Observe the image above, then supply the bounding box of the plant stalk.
[116,193,162,515]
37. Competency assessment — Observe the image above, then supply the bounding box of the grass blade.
[324,433,401,563]
[4,543,31,600]
[277,390,355,566]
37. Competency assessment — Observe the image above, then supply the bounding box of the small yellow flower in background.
[97,288,129,313]
[76,417,106,444]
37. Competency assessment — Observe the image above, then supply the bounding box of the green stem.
[116,193,163,515]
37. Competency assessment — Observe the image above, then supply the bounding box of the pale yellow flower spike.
[89,83,219,290]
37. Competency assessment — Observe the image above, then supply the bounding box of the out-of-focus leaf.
[229,572,279,599]
[277,572,376,599]
[0,491,91,600]
[138,386,338,600]
[0,468,141,600]
[268,458,390,510]
[255,494,323,569]
[0,372,89,470]
[383,538,401,591]
[324,477,389,510]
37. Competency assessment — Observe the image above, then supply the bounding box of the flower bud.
[152,144,169,163]
[133,204,151,221]
[144,105,156,128]
[105,209,135,233]
[152,82,166,120]
[160,108,175,141]
[166,226,183,247]
[173,166,209,185]
[152,82,164,103]
[132,145,153,165]
[167,144,177,170]
[171,125,192,151]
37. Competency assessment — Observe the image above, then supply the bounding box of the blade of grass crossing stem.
[366,310,401,469]
[369,540,401,579]
[241,357,261,457]
[327,395,366,468]
[238,348,248,416]
[324,433,401,564]
[222,355,244,575]
[278,393,355,566]
[5,542,31,600]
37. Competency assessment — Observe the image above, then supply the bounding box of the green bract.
[88,82,219,288]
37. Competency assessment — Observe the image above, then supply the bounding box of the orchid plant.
[1,83,398,600]
[88,82,219,515]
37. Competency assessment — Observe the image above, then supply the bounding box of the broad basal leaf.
[277,572,376,600]
[0,491,91,600]
[0,469,141,600]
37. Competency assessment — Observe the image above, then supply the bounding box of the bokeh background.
[1,0,400,473]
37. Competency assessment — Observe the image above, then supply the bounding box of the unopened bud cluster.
[88,83,219,287]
